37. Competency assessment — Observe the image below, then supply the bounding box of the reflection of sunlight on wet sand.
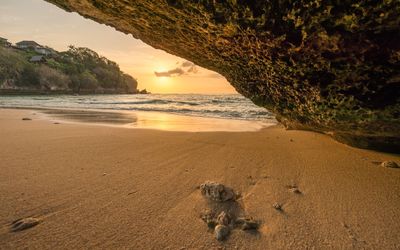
[130,111,273,132]
[39,109,274,132]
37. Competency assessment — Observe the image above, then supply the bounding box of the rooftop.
[16,40,41,47]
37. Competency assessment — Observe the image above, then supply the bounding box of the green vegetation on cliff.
[0,43,139,94]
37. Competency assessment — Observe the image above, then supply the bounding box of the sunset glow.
[0,0,236,94]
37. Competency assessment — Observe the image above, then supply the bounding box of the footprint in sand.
[10,217,41,232]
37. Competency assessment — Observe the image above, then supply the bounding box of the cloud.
[154,61,198,77]
[154,68,185,77]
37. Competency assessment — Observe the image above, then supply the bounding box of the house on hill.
[34,46,55,56]
[16,40,41,49]
[0,37,11,47]
[30,55,46,63]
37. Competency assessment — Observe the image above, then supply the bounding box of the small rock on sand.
[11,217,41,232]
[290,188,301,194]
[286,185,301,194]
[236,217,259,230]
[200,181,235,202]
[291,188,301,194]
[381,161,399,168]
[272,202,282,211]
[200,209,217,229]
[215,225,230,241]
[22,118,32,121]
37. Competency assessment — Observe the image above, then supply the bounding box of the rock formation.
[200,181,235,202]
[45,0,400,152]
[199,181,260,241]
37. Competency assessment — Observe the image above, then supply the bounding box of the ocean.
[0,94,276,123]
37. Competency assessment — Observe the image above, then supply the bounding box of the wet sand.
[36,108,273,132]
[0,108,399,249]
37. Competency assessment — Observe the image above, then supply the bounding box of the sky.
[0,0,236,94]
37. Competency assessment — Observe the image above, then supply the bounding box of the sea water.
[0,94,275,122]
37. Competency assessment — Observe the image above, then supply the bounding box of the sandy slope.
[0,108,399,249]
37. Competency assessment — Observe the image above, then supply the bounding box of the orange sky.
[0,0,236,94]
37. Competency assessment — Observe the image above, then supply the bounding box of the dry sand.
[0,108,399,249]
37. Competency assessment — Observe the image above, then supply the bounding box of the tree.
[36,65,70,90]
[18,64,40,86]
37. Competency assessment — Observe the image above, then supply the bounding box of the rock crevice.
[45,0,400,152]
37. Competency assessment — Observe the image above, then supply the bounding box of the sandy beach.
[0,108,399,249]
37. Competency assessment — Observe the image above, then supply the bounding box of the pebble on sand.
[22,118,32,121]
[215,224,230,241]
[286,185,302,194]
[11,217,41,232]
[272,202,282,211]
[291,188,301,194]
[381,161,399,168]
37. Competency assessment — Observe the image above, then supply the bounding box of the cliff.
[45,0,400,152]
[0,44,139,94]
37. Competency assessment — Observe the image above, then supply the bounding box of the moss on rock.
[45,0,400,152]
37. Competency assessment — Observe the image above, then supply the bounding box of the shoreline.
[0,107,275,132]
[0,108,399,249]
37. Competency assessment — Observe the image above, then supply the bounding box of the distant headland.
[0,37,149,95]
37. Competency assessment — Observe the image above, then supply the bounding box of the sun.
[157,76,169,83]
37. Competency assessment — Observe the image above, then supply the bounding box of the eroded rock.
[200,181,235,202]
[199,182,260,241]
[45,0,400,152]
[216,211,231,226]
[200,209,217,229]
[214,224,230,241]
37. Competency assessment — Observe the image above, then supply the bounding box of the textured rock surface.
[45,0,400,152]
[200,181,235,202]
[216,211,231,226]
[214,224,230,241]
